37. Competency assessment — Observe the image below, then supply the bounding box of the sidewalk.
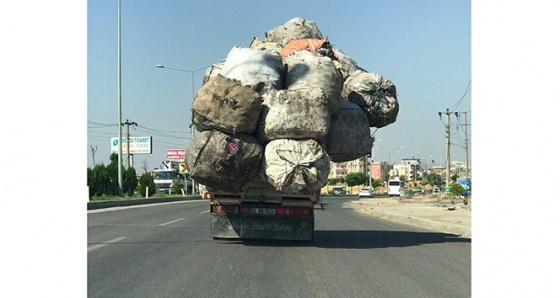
[346,196,471,238]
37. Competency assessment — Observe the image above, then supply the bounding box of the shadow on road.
[219,229,470,249]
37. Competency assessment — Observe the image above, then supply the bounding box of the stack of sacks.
[186,17,399,194]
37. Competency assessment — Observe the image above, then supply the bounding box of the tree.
[123,167,138,196]
[426,173,443,187]
[138,173,156,197]
[371,179,382,189]
[171,179,184,194]
[141,159,150,173]
[328,178,339,185]
[105,153,121,195]
[345,172,368,187]
[449,182,464,196]
[88,164,108,198]
[451,174,459,182]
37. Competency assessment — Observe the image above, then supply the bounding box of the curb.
[87,196,202,210]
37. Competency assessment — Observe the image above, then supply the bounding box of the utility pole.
[122,119,138,169]
[445,109,451,187]
[461,112,470,178]
[439,109,451,187]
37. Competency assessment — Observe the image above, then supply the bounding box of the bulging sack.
[185,130,263,192]
[322,99,374,162]
[265,17,323,47]
[192,74,262,135]
[284,50,343,116]
[202,60,225,85]
[256,88,331,144]
[220,46,285,94]
[262,139,330,194]
[342,69,399,128]
[249,37,283,54]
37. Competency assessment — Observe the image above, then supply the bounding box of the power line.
[450,80,471,112]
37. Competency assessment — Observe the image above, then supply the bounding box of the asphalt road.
[88,196,471,298]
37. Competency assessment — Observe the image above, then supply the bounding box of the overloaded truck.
[184,17,399,241]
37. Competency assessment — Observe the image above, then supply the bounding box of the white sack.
[256,88,330,144]
[263,139,330,194]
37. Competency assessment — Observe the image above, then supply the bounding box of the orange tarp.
[280,39,337,58]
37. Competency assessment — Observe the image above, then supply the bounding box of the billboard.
[166,149,185,161]
[111,136,152,154]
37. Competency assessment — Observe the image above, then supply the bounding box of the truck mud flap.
[211,214,314,241]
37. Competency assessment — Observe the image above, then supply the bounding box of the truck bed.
[206,177,319,241]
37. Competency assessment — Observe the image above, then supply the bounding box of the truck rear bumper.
[210,213,314,241]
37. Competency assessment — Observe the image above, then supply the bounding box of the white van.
[388,179,402,197]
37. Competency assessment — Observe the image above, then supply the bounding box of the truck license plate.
[249,208,276,215]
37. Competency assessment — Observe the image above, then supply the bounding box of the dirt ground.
[345,194,472,238]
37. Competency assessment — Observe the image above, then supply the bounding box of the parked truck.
[151,161,192,194]
[203,178,320,241]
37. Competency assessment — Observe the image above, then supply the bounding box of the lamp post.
[116,0,123,196]
[155,64,207,139]
[155,64,208,195]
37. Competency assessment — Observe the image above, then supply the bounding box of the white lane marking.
[159,218,185,226]
[200,210,210,214]
[88,236,127,252]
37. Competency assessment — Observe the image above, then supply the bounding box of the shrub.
[123,167,138,196]
[449,182,465,196]
[105,163,120,195]
[88,164,108,198]
[138,173,156,197]
[345,172,368,187]
[171,179,184,194]
[328,178,338,185]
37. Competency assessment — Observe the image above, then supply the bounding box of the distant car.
[359,188,373,198]
[414,186,422,193]
[433,187,440,194]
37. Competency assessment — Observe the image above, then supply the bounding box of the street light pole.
[155,64,207,140]
[116,0,123,196]
[155,64,208,195]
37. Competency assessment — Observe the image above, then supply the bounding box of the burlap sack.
[322,99,374,162]
[284,50,343,116]
[256,88,330,144]
[185,130,263,192]
[220,46,284,94]
[192,74,262,134]
[265,17,323,47]
[342,69,399,128]
[249,37,283,54]
[262,139,330,194]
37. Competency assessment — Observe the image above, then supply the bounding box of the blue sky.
[87,0,471,172]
